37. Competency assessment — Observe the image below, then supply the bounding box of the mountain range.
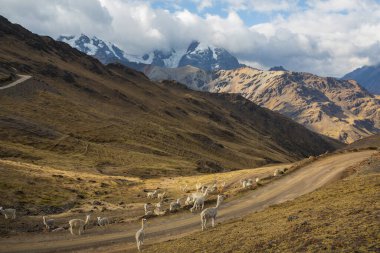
[0,16,338,177]
[57,34,241,72]
[342,64,380,94]
[146,66,380,143]
[56,34,379,144]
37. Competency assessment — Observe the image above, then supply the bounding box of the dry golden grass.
[145,153,380,253]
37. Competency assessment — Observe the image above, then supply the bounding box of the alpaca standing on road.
[97,217,110,227]
[200,195,224,231]
[69,214,91,235]
[136,218,147,252]
[42,216,55,230]
[190,188,210,212]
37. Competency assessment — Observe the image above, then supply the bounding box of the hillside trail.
[0,75,32,90]
[0,150,375,253]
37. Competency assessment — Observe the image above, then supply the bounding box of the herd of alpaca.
[0,168,287,252]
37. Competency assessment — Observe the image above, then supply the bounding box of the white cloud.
[193,0,213,11]
[0,0,379,76]
[223,0,300,12]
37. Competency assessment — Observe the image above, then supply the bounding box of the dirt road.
[0,150,375,253]
[0,75,31,90]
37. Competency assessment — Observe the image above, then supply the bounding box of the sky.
[1,0,380,77]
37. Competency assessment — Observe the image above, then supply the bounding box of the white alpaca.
[153,201,166,215]
[200,195,224,231]
[169,198,181,212]
[0,207,16,219]
[69,214,91,235]
[135,218,147,252]
[144,203,153,213]
[155,201,163,210]
[157,192,166,200]
[42,216,55,230]
[190,189,210,212]
[97,217,109,227]
[185,195,194,206]
[146,190,158,198]
[274,169,284,176]
[244,179,253,189]
[241,179,252,189]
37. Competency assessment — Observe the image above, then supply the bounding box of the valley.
[0,5,379,253]
[0,150,377,253]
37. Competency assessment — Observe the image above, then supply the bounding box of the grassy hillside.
[0,15,340,178]
[146,152,380,252]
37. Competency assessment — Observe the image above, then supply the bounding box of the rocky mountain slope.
[0,16,338,177]
[148,66,379,143]
[342,64,380,94]
[209,67,379,143]
[57,35,241,72]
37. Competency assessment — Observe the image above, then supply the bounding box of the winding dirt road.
[0,75,31,90]
[0,150,375,253]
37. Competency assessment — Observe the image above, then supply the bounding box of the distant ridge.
[269,66,287,71]
[342,64,380,94]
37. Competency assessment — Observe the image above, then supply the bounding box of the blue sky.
[1,0,380,76]
[150,0,302,25]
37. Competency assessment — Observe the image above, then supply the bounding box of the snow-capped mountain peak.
[179,40,241,71]
[57,35,241,72]
[57,34,125,62]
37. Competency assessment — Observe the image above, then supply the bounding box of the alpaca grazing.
[0,207,16,219]
[42,216,55,230]
[169,198,181,212]
[135,218,147,252]
[241,179,252,189]
[274,169,285,176]
[69,214,91,235]
[157,192,166,200]
[153,201,166,216]
[97,217,110,227]
[185,195,194,206]
[146,190,158,198]
[200,195,224,231]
